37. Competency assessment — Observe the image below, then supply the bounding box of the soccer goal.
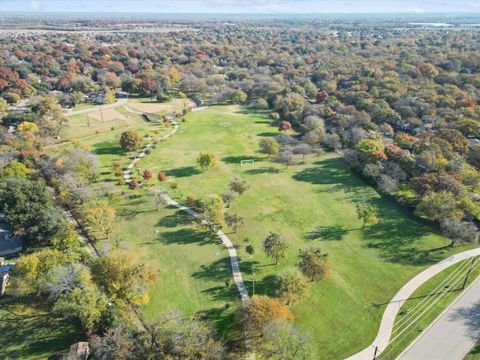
[241,159,255,166]
[219,121,232,127]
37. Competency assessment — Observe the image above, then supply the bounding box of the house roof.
[0,220,23,257]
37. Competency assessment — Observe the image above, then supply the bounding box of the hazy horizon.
[1,0,479,15]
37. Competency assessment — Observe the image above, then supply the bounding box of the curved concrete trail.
[122,116,250,307]
[347,247,480,360]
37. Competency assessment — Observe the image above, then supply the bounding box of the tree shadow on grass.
[166,166,201,177]
[306,225,349,241]
[363,198,448,266]
[160,228,215,247]
[192,257,232,282]
[196,306,242,347]
[222,155,263,164]
[0,296,83,359]
[116,207,152,220]
[292,158,368,195]
[257,131,278,137]
[156,211,193,228]
[92,141,124,156]
[243,167,279,175]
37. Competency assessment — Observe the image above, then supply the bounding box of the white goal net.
[219,122,232,127]
[240,159,255,166]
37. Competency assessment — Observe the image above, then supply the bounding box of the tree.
[277,150,295,169]
[246,244,255,256]
[416,191,465,222]
[0,97,8,115]
[196,153,218,171]
[201,195,224,225]
[230,89,247,103]
[157,171,167,182]
[138,312,226,360]
[263,232,288,265]
[142,169,152,181]
[258,321,313,360]
[0,177,52,234]
[292,143,312,159]
[119,130,144,152]
[278,121,292,132]
[229,176,249,195]
[440,219,479,247]
[52,267,108,331]
[91,249,156,306]
[84,203,117,240]
[243,295,294,338]
[356,203,379,229]
[17,121,38,137]
[129,178,139,189]
[279,268,307,305]
[152,189,164,212]
[91,325,137,360]
[1,161,31,178]
[225,214,244,233]
[168,67,181,84]
[259,138,280,157]
[298,247,329,282]
[221,191,235,208]
[355,139,387,161]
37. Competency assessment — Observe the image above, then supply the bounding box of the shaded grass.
[0,294,83,360]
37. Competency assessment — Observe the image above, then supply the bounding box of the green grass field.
[0,294,82,359]
[50,104,473,358]
[129,105,469,358]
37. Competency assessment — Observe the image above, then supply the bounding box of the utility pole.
[99,104,104,123]
[252,264,255,296]
[373,346,378,360]
[462,255,478,289]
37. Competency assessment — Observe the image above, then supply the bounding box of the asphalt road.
[397,274,480,360]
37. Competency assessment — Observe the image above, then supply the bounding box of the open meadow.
[82,104,470,358]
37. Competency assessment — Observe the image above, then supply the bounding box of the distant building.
[0,258,13,296]
[0,215,23,257]
[468,138,480,149]
[67,342,89,360]
[116,91,129,99]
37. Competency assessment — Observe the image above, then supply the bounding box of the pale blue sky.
[0,0,479,14]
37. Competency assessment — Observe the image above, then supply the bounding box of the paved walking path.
[347,248,480,360]
[397,273,480,360]
[122,116,250,307]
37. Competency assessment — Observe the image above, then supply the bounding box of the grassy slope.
[136,105,468,358]
[0,294,82,360]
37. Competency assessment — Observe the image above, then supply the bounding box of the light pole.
[252,264,255,296]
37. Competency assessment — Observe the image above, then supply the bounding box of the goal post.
[219,121,232,127]
[240,159,255,166]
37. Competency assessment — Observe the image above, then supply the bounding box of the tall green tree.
[263,232,288,265]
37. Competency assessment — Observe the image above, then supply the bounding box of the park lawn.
[126,98,191,115]
[0,293,83,360]
[60,105,144,140]
[380,261,480,359]
[110,191,241,341]
[71,102,97,111]
[136,105,470,359]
